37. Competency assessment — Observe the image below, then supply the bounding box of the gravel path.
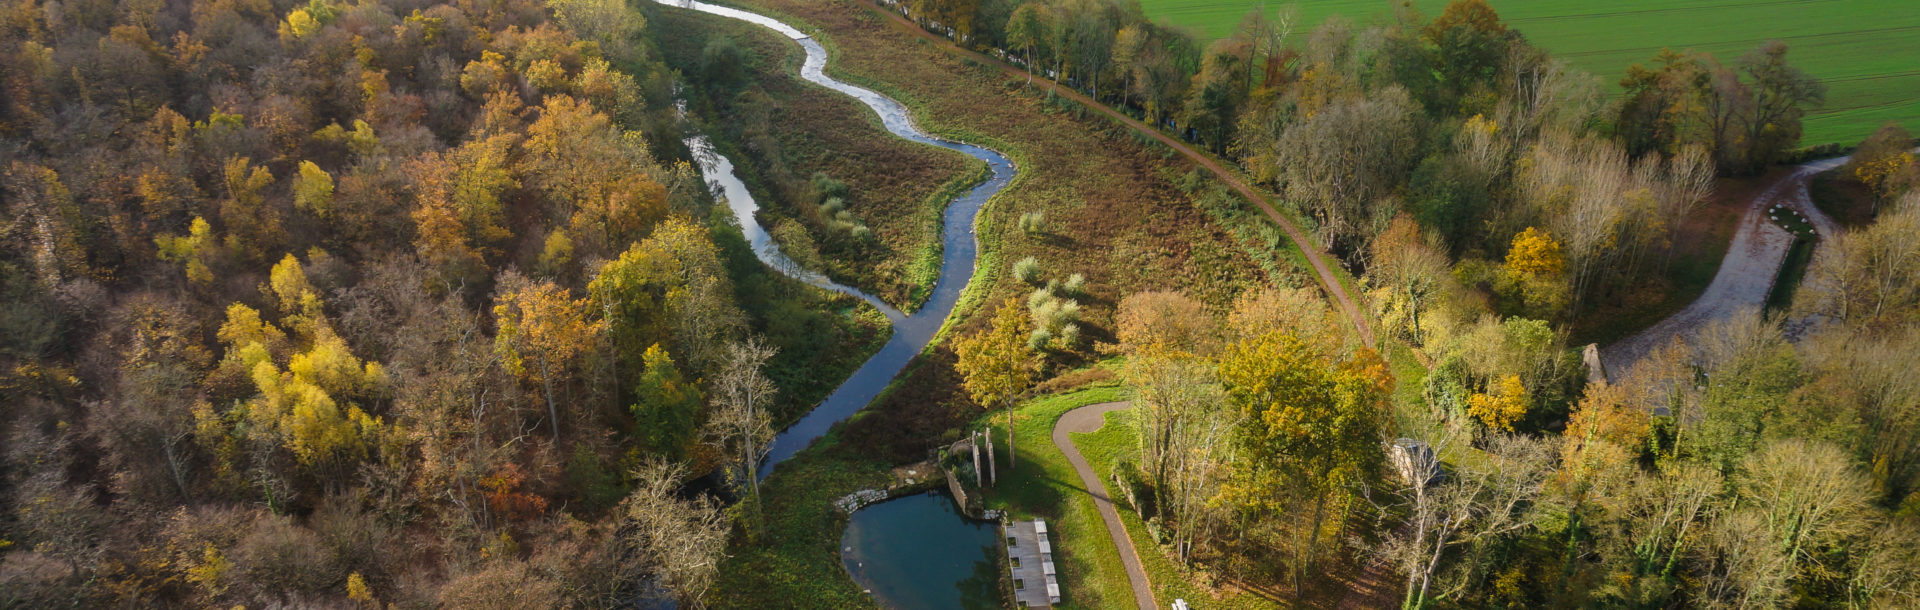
[1053,401,1157,610]
[1602,156,1848,376]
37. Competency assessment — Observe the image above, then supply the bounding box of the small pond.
[841,492,1003,609]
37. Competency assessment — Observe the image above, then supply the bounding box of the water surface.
[659,0,1017,476]
[841,492,1004,610]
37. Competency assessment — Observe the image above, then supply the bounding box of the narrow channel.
[658,0,1017,476]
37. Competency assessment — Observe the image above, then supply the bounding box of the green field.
[1137,0,1920,146]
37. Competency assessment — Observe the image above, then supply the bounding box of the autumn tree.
[1847,122,1919,207]
[954,297,1036,471]
[493,272,600,442]
[1217,330,1390,592]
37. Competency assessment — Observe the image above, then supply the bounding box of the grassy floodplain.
[1138,0,1920,146]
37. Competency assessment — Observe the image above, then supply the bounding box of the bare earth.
[1053,401,1157,610]
[1603,156,1848,376]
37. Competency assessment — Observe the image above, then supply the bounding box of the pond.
[841,491,1004,610]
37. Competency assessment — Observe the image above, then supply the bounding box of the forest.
[0,0,882,605]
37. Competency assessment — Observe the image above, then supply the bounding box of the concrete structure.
[1391,438,1442,488]
[1006,519,1059,607]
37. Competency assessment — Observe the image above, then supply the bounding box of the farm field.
[1137,0,1920,146]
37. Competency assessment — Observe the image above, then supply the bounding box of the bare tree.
[704,338,777,506]
[623,458,729,609]
[1379,433,1554,609]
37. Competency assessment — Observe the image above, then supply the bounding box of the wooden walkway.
[1005,519,1058,607]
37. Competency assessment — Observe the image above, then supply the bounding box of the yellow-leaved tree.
[1467,374,1529,431]
[954,297,1035,471]
[494,272,601,442]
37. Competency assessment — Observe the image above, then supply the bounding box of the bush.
[1061,273,1085,298]
[232,515,335,596]
[1017,211,1045,234]
[1012,256,1043,285]
[810,172,850,202]
[1027,328,1053,351]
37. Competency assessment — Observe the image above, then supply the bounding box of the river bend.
[662,0,1016,475]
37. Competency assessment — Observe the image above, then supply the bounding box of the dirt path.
[1054,401,1157,610]
[835,0,1375,348]
[1602,156,1848,375]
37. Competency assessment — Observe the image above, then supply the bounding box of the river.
[660,0,1016,477]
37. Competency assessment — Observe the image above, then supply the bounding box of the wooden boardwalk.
[1005,519,1059,607]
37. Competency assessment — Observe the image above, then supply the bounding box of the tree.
[1270,86,1419,251]
[1847,122,1919,206]
[630,344,701,459]
[1467,374,1529,431]
[622,458,728,608]
[1504,227,1563,277]
[1114,290,1219,356]
[1733,41,1823,173]
[1382,433,1553,609]
[705,338,777,506]
[1005,4,1053,85]
[292,161,335,218]
[493,273,600,442]
[954,297,1036,471]
[1217,330,1390,593]
[1122,351,1231,564]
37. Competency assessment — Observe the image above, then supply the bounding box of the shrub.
[810,172,850,202]
[1012,256,1043,285]
[1061,273,1085,298]
[1017,211,1045,234]
[232,515,334,596]
[1027,328,1052,351]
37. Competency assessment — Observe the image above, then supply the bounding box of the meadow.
[1136,0,1920,146]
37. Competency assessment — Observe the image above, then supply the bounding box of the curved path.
[657,0,1017,476]
[1602,156,1847,375]
[1054,401,1157,610]
[840,0,1374,348]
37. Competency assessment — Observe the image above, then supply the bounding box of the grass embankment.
[653,8,978,310]
[1810,168,1879,227]
[1137,0,1920,146]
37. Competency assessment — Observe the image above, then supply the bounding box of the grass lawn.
[1136,0,1920,146]
[1810,168,1880,227]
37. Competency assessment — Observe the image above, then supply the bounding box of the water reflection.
[841,492,1003,610]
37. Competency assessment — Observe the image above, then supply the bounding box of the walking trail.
[1054,401,1156,610]
[1602,156,1847,375]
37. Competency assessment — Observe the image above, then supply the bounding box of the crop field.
[1137,0,1920,146]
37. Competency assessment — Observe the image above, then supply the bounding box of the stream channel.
[662,0,1016,607]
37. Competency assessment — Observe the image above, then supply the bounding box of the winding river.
[661,0,1016,476]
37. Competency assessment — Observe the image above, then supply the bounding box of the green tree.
[631,344,701,459]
